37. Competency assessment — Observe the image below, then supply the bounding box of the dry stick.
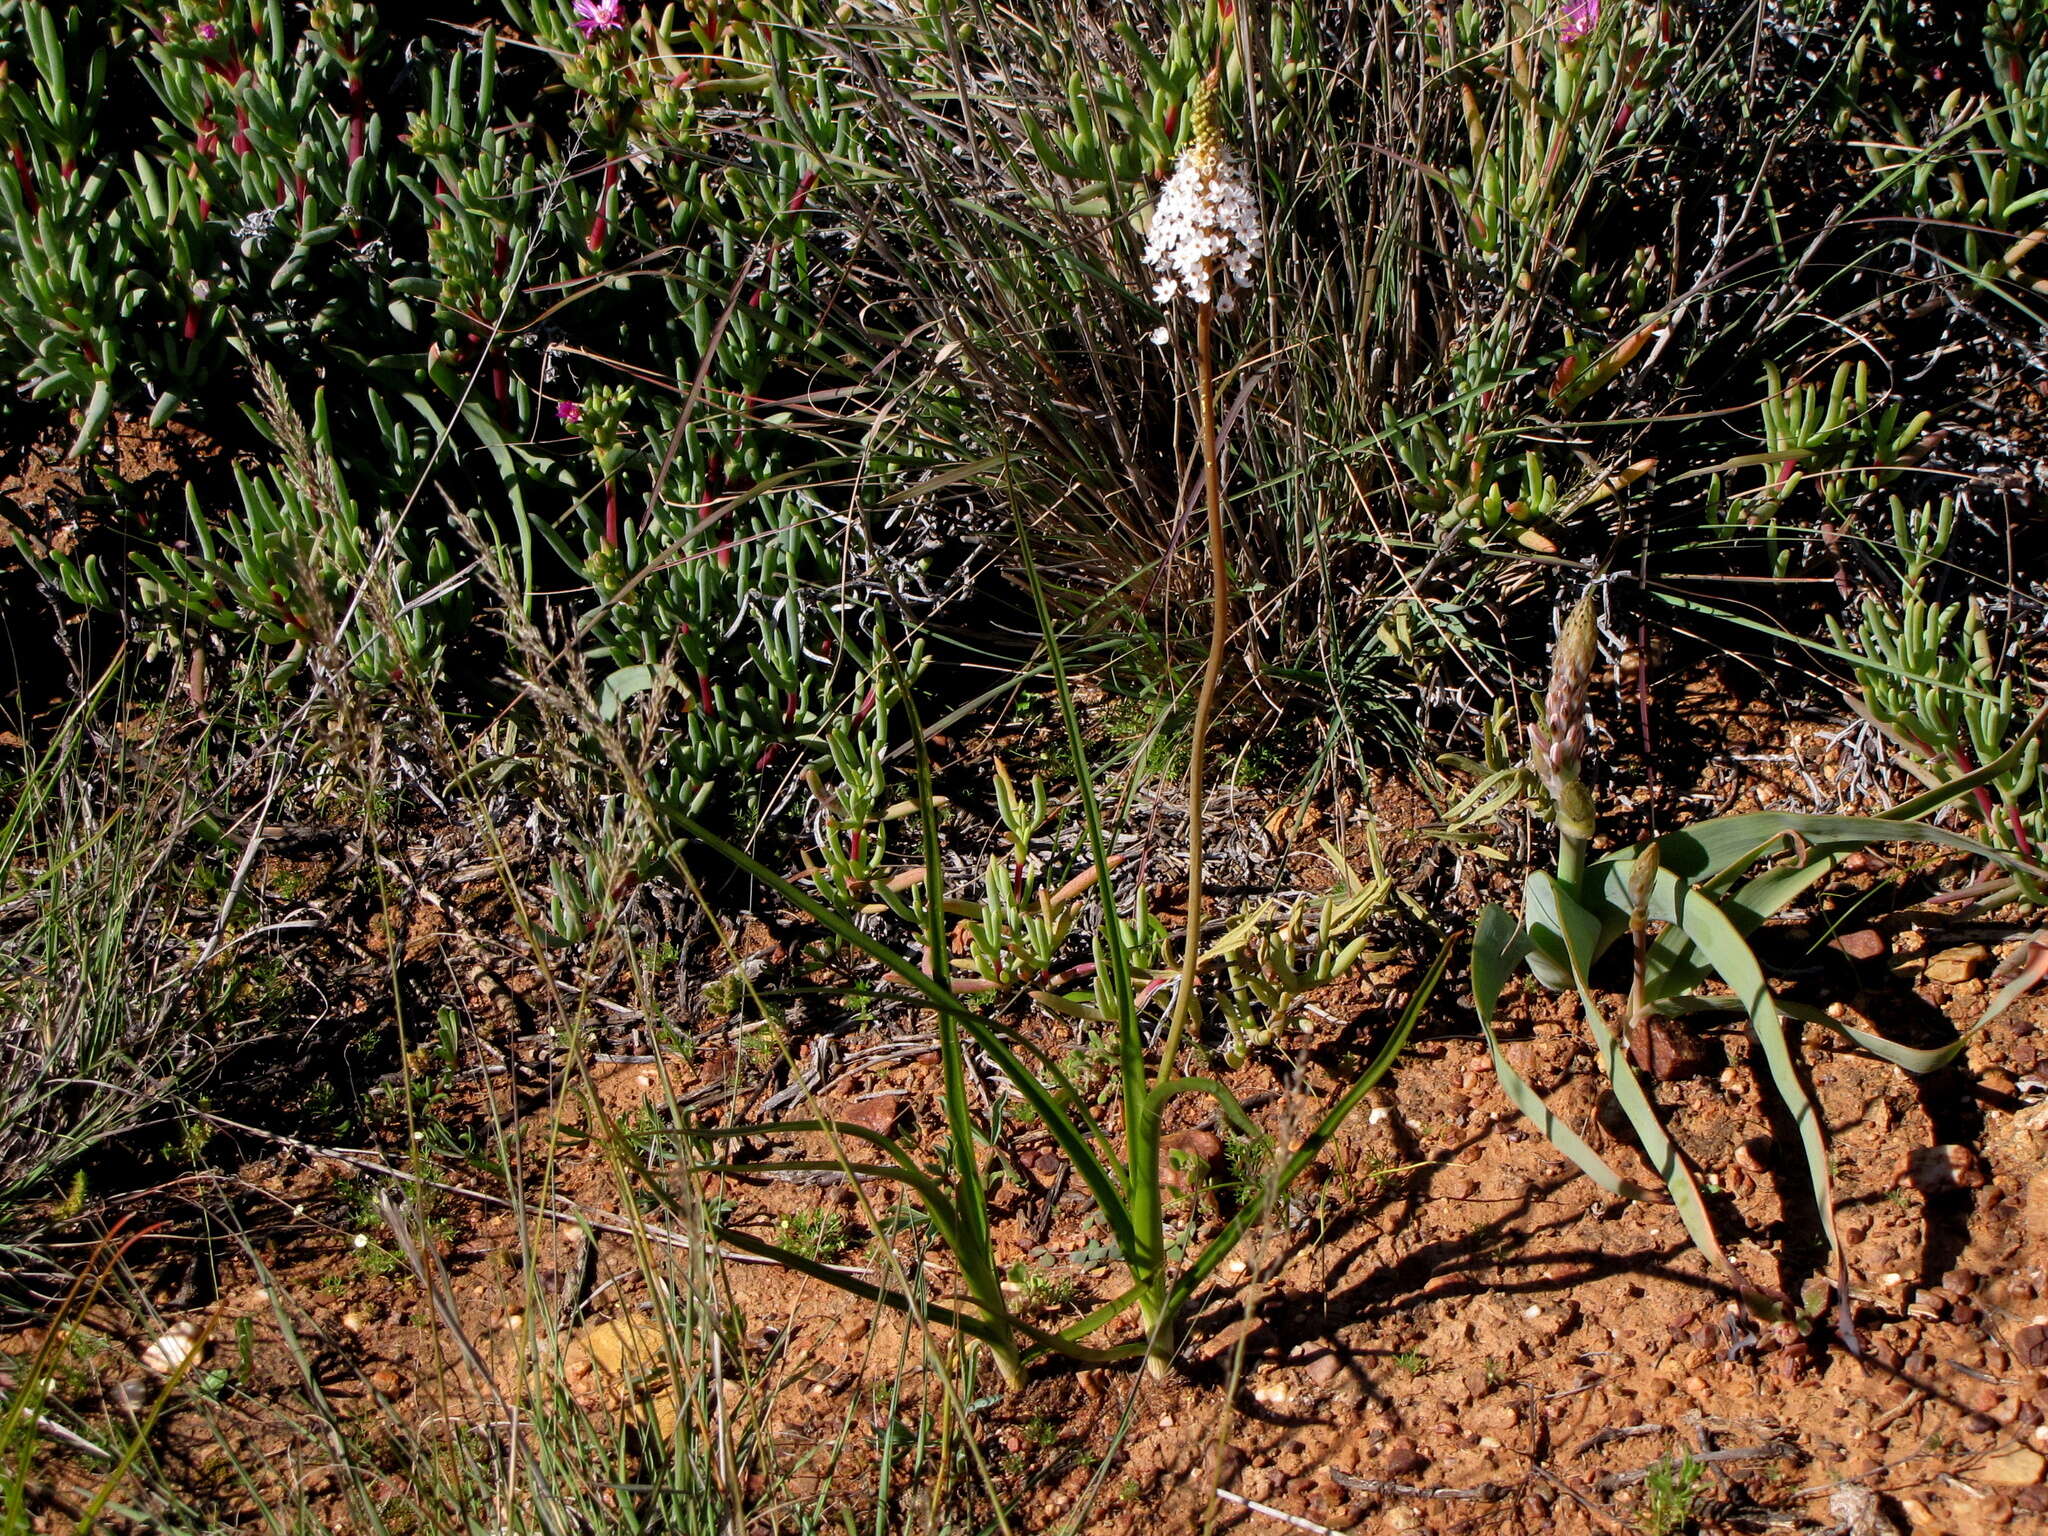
[1209,1488,1351,1534]
[1159,297,1230,1081]
[191,1110,778,1266]
[1329,1470,1511,1502]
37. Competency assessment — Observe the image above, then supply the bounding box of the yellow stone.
[1977,1447,2045,1486]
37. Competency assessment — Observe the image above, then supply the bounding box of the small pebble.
[140,1321,203,1378]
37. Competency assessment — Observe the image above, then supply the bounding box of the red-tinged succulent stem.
[9,143,35,215]
[1951,746,2034,857]
[588,159,619,254]
[347,74,366,164]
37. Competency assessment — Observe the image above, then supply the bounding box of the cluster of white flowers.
[1142,87,1262,314]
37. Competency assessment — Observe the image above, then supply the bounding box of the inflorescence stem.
[1159,299,1229,1083]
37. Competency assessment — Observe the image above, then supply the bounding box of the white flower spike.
[1142,76,1262,311]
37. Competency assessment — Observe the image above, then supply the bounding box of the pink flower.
[196,21,220,40]
[557,400,584,425]
[572,0,625,36]
[1560,0,1600,42]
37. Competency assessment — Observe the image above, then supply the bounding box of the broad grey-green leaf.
[1542,874,1738,1281]
[1471,902,1645,1202]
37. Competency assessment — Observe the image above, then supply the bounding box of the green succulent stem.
[1554,780,1595,895]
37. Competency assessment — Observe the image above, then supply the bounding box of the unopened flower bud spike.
[1534,591,1599,892]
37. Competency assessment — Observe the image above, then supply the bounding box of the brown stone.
[1437,1169,1477,1200]
[2013,1325,2048,1370]
[1833,928,1888,961]
[842,1094,904,1138]
[1627,1017,1711,1082]
[1159,1129,1224,1193]
[1925,944,1992,983]
[1382,1437,1427,1476]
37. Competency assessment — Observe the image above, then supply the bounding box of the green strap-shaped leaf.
[1640,845,1848,1004]
[709,1224,1014,1351]
[1470,903,1646,1202]
[1542,875,1740,1282]
[1596,793,2048,1005]
[1775,1002,1960,1077]
[1593,862,1848,1323]
[1645,869,1837,1266]
[1780,942,2044,1074]
[1643,806,2048,891]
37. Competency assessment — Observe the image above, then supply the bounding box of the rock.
[1304,1351,1344,1386]
[843,1094,904,1138]
[1978,1447,2046,1487]
[1383,1437,1426,1476]
[2013,1325,2048,1370]
[140,1320,203,1378]
[1901,1144,1986,1194]
[1437,1169,1477,1200]
[1833,929,1888,962]
[1925,944,1992,984]
[109,1377,155,1411]
[1627,1017,1711,1082]
[1159,1129,1223,1193]
[1829,1484,1900,1536]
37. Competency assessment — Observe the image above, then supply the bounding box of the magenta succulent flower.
[1560,0,1600,42]
[572,0,625,36]
[557,400,584,425]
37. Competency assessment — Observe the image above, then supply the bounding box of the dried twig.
[192,1110,778,1265]
[1329,1469,1511,1501]
[1573,1421,1667,1457]
[1210,1489,1349,1534]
